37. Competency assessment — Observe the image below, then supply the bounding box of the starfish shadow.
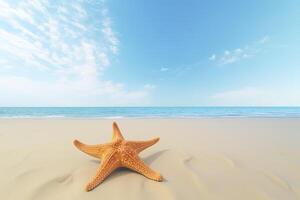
[144,149,169,182]
[144,149,169,164]
[89,159,100,164]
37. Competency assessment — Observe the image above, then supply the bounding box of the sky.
[0,0,299,106]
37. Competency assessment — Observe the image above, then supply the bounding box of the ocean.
[0,107,300,118]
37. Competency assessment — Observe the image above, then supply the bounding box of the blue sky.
[0,0,299,106]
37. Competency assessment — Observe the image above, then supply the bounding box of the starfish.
[73,122,163,191]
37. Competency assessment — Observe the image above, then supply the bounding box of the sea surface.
[0,107,300,118]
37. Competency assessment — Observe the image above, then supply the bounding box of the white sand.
[1,118,300,200]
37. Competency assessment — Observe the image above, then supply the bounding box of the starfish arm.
[122,153,162,182]
[112,122,124,141]
[127,137,160,153]
[73,139,109,159]
[86,151,120,191]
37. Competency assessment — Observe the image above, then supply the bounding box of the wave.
[0,115,66,119]
[1,107,300,118]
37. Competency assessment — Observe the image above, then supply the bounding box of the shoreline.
[2,116,300,120]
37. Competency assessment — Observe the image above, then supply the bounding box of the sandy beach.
[1,118,300,200]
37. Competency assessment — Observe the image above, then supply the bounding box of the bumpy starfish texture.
[73,122,163,191]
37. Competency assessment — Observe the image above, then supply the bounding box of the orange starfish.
[73,122,163,191]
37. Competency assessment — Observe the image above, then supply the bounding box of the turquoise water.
[0,107,300,118]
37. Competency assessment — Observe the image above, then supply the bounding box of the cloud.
[259,35,270,44]
[101,3,119,54]
[0,0,151,106]
[0,1,36,25]
[210,86,300,106]
[211,87,264,105]
[72,3,87,18]
[160,67,169,72]
[143,84,156,90]
[210,36,269,65]
[209,54,216,61]
[0,75,151,106]
[219,48,249,65]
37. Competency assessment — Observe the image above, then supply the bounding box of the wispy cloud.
[219,48,251,65]
[0,0,150,106]
[209,36,270,65]
[210,86,300,106]
[100,2,119,54]
[259,35,270,44]
[211,87,264,105]
[143,84,156,90]
[208,54,216,61]
[0,76,153,106]
[160,67,169,72]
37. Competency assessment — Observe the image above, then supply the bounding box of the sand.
[1,118,300,200]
